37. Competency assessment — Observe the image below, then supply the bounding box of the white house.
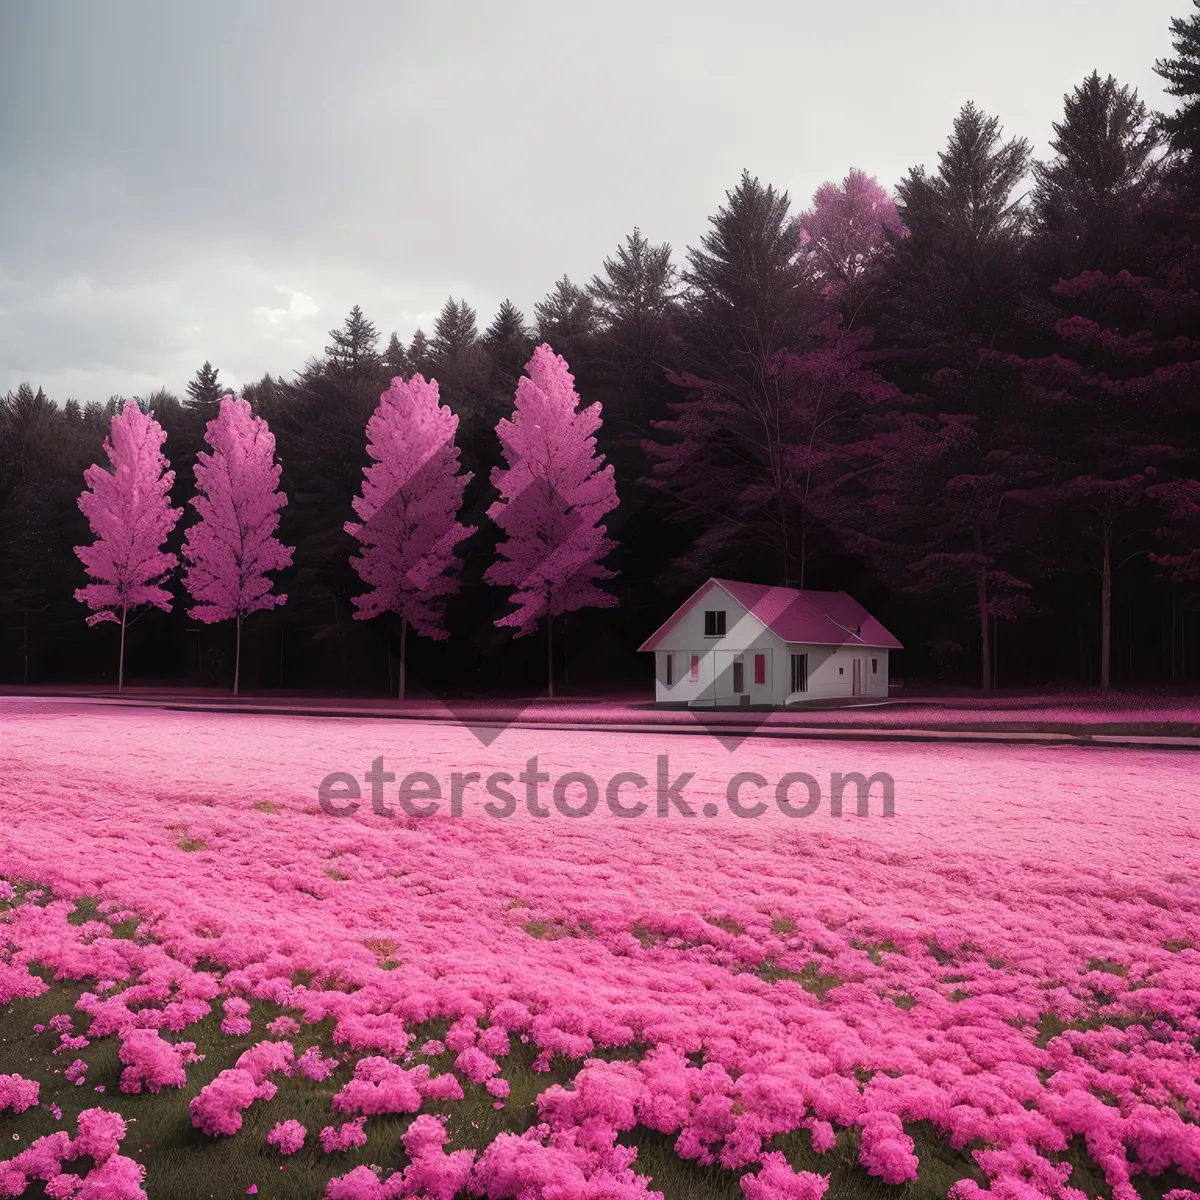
[638,578,902,707]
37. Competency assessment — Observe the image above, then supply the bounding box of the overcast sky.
[0,0,1187,406]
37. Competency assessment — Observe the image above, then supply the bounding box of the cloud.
[216,368,241,394]
[0,0,1180,405]
[252,285,320,326]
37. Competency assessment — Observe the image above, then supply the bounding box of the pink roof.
[637,578,903,651]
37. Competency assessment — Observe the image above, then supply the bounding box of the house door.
[712,651,742,705]
[852,657,863,696]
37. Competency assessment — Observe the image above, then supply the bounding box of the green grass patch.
[756,961,842,1000]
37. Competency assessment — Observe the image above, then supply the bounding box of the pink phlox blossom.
[477,1025,511,1057]
[295,1045,340,1081]
[489,1001,533,1032]
[395,1115,476,1200]
[189,1069,275,1136]
[332,1012,410,1057]
[858,1111,918,1185]
[320,1117,368,1154]
[323,1165,390,1199]
[8,1131,72,1183]
[809,1120,837,1153]
[444,1017,479,1052]
[331,1058,422,1116]
[0,1075,39,1114]
[67,1109,127,1166]
[740,1152,829,1200]
[45,1174,83,1199]
[538,1059,642,1133]
[455,1046,501,1085]
[74,1154,147,1199]
[234,1040,295,1084]
[266,1120,306,1156]
[0,962,48,1006]
[467,1122,653,1200]
[117,1029,199,1093]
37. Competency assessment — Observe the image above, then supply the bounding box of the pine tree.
[534,276,597,349]
[185,362,224,419]
[588,228,679,335]
[182,394,294,695]
[0,384,57,489]
[1030,72,1162,280]
[882,102,1032,361]
[430,298,479,363]
[483,300,534,390]
[73,400,183,690]
[485,345,619,696]
[993,268,1200,688]
[345,375,477,699]
[1,386,91,685]
[681,169,812,367]
[240,373,291,423]
[1155,1,1200,162]
[382,332,409,380]
[324,305,381,380]
[407,329,432,378]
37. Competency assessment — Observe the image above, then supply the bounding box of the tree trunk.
[1171,573,1177,683]
[118,606,128,692]
[547,610,554,700]
[234,613,243,697]
[1100,523,1112,690]
[562,612,569,696]
[778,485,790,588]
[23,610,29,688]
[398,616,408,701]
[799,530,807,591]
[976,576,992,692]
[973,526,992,692]
[992,614,998,691]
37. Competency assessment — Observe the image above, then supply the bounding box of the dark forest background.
[6,8,1200,699]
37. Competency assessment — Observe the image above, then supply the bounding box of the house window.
[704,610,726,637]
[689,654,700,682]
[838,666,844,675]
[754,653,765,685]
[664,653,673,685]
[732,658,744,693]
[790,653,807,693]
[871,658,878,674]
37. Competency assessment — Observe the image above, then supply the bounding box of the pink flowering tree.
[344,374,476,699]
[181,393,293,695]
[795,168,908,305]
[485,344,619,697]
[73,399,182,691]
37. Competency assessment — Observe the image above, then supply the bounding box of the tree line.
[71,349,616,698]
[5,6,1200,695]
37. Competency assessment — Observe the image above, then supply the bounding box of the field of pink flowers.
[0,695,1198,1199]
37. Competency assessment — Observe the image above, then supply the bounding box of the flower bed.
[0,700,1197,1198]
